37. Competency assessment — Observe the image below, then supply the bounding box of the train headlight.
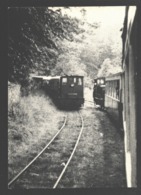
[70,84,74,87]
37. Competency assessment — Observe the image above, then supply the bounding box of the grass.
[8,84,65,181]
[57,108,126,188]
[8,85,126,188]
[11,112,82,189]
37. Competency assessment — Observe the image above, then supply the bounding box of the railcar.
[43,75,84,108]
[121,5,141,187]
[105,5,141,187]
[31,75,45,91]
[93,5,141,187]
[93,77,105,109]
[104,72,123,130]
[43,76,60,96]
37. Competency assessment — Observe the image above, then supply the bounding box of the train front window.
[78,78,82,85]
[62,77,67,84]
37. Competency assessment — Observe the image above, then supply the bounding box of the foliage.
[51,18,122,85]
[8,7,123,89]
[97,58,122,77]
[8,7,81,86]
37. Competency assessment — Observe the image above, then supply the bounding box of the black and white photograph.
[7,4,141,189]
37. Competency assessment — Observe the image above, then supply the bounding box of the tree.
[8,7,81,86]
[97,58,122,77]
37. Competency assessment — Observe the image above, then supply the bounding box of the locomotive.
[32,75,84,108]
[93,5,141,187]
[43,75,84,108]
[93,73,123,128]
[93,77,105,109]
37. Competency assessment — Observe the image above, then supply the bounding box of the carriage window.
[110,82,112,96]
[112,82,115,97]
[114,81,116,98]
[62,78,67,84]
[109,82,111,95]
[107,82,110,95]
[116,81,120,99]
[78,78,82,85]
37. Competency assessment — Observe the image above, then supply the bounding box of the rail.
[53,111,84,188]
[8,115,67,188]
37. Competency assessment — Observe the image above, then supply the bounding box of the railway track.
[84,99,95,108]
[85,99,105,110]
[8,111,84,189]
[85,100,94,104]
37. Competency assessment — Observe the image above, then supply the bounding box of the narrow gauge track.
[8,112,84,189]
[84,99,95,107]
[85,100,94,104]
[8,115,67,189]
[85,100,104,109]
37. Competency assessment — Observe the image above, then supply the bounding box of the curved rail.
[53,111,84,188]
[8,115,68,188]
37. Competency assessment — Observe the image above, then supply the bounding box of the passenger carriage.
[121,5,141,187]
[104,72,123,130]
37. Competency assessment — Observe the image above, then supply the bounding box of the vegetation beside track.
[8,83,65,180]
[8,85,126,187]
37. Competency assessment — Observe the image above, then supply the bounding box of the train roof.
[32,75,61,80]
[105,72,124,81]
[32,75,83,81]
[32,75,44,80]
[43,75,83,80]
[43,76,61,80]
[62,75,83,77]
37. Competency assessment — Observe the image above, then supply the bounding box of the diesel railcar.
[43,75,84,108]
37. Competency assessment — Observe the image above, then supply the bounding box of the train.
[93,77,105,109]
[93,5,141,187]
[121,5,140,188]
[32,75,84,108]
[105,72,124,131]
[93,73,123,130]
